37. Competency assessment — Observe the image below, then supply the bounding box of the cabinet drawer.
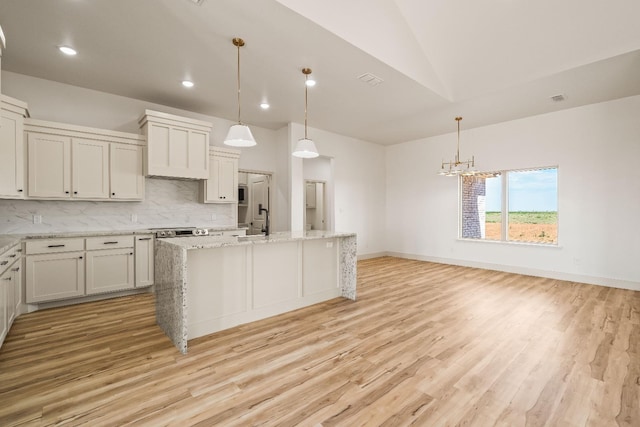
[25,238,85,255]
[86,235,134,250]
[1,244,21,275]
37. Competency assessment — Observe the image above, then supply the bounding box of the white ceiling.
[1,0,639,145]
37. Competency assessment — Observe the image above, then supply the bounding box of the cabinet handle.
[103,241,119,245]
[9,254,16,258]
[48,244,65,248]
[0,261,8,266]
[18,189,23,192]
[74,191,78,195]
[12,267,19,272]
[2,277,10,281]
[17,249,22,252]
[112,193,116,196]
[65,191,70,194]
[79,256,83,259]
[130,252,134,255]
[138,237,152,241]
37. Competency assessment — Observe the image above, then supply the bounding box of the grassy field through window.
[485,211,557,243]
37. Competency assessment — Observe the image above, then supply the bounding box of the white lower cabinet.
[0,268,10,345]
[25,251,85,303]
[135,235,154,288]
[86,248,134,294]
[1,244,22,348]
[25,234,150,305]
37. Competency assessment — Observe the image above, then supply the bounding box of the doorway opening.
[238,170,273,235]
[304,180,326,231]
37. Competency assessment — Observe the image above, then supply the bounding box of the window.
[460,167,558,244]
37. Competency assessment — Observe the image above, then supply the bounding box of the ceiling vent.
[357,72,384,87]
[550,94,566,102]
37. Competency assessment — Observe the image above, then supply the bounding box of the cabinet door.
[204,156,238,202]
[217,156,238,201]
[25,251,85,303]
[0,109,25,198]
[135,236,154,288]
[110,143,144,200]
[72,138,109,199]
[86,248,134,295]
[0,270,9,346]
[5,265,15,326]
[27,132,71,198]
[12,263,21,320]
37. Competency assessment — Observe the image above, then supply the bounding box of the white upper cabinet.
[0,96,29,199]
[0,25,4,95]
[201,147,240,203]
[27,132,71,198]
[24,119,146,201]
[139,110,212,180]
[72,139,110,199]
[110,143,144,200]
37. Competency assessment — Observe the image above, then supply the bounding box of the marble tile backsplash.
[0,178,234,234]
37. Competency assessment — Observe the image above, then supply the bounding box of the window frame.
[458,166,559,246]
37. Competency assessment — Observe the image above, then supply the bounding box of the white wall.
[290,122,387,256]
[386,95,640,289]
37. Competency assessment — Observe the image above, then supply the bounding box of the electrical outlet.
[326,241,333,248]
[211,213,217,221]
[32,214,42,224]
[131,214,138,223]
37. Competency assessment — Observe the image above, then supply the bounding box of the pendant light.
[437,117,476,176]
[224,37,257,147]
[292,68,319,158]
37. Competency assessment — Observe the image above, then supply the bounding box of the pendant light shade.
[292,138,319,158]
[224,37,257,148]
[225,124,256,147]
[292,68,319,159]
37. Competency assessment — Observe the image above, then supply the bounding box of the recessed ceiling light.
[58,45,77,56]
[182,80,194,88]
[305,78,316,87]
[260,103,270,109]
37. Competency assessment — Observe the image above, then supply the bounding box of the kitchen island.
[154,231,357,353]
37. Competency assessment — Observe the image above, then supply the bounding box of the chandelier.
[438,117,476,176]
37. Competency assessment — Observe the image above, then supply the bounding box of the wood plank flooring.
[1,256,639,426]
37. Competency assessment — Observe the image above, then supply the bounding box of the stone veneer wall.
[461,176,486,239]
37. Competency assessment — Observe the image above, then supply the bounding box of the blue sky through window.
[485,168,557,212]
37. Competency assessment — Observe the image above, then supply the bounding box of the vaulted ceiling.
[1,0,639,144]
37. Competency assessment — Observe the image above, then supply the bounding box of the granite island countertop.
[156,230,357,250]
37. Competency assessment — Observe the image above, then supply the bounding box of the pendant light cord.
[236,43,241,124]
[455,116,462,164]
[304,75,308,139]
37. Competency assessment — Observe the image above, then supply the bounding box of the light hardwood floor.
[1,257,639,426]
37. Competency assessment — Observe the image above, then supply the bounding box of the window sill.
[457,238,561,249]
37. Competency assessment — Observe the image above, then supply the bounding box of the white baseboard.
[383,252,640,292]
[357,252,388,260]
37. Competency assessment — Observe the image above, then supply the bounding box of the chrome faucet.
[258,203,270,236]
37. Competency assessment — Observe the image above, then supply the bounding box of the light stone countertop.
[156,230,357,250]
[1,225,241,241]
[0,236,21,254]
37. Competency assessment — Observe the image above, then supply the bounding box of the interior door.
[249,175,269,235]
